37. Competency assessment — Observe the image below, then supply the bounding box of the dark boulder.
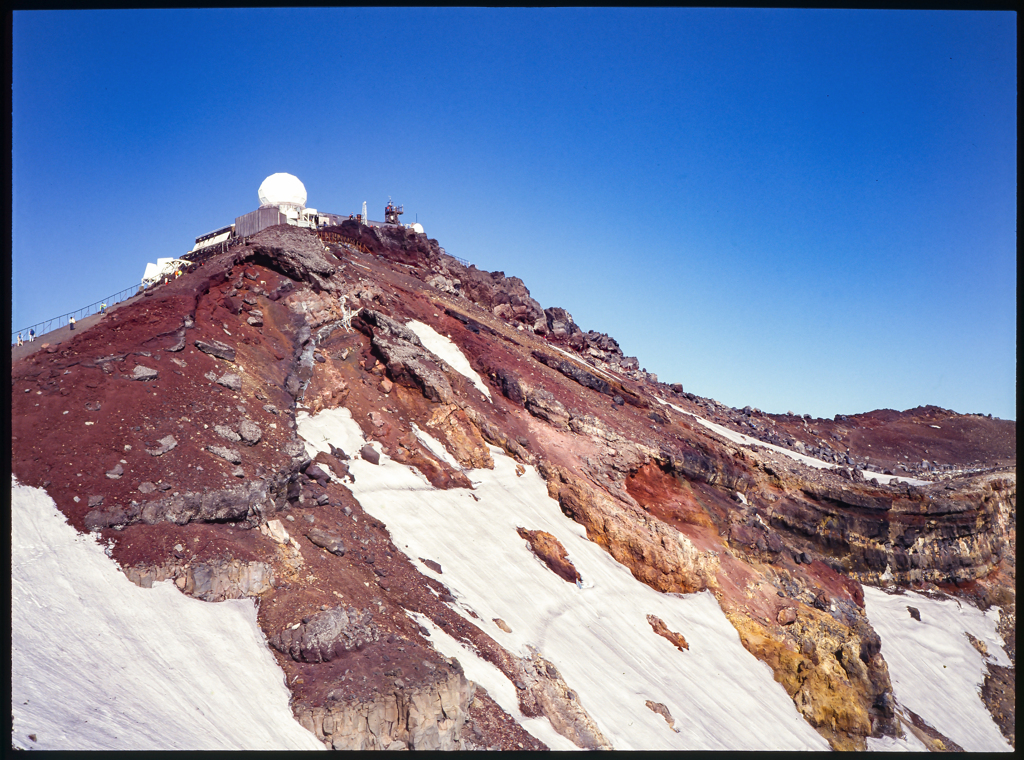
[307,529,346,556]
[194,339,236,362]
[494,368,527,406]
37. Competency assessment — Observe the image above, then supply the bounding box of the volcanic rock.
[144,435,177,457]
[646,614,689,651]
[270,605,379,663]
[238,419,262,445]
[194,339,236,362]
[517,527,581,584]
[215,425,241,443]
[645,700,680,732]
[216,373,242,391]
[131,365,158,381]
[307,529,346,556]
[360,445,381,465]
[207,445,242,464]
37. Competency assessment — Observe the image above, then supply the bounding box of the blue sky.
[11,9,1017,420]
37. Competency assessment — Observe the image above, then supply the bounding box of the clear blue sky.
[12,9,1017,420]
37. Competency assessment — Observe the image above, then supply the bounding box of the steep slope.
[10,223,1014,750]
[10,478,325,751]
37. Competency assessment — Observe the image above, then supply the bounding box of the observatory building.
[232,173,340,239]
[187,173,423,255]
[141,173,423,285]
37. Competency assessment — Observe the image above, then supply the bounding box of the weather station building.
[139,173,425,287]
[188,173,425,256]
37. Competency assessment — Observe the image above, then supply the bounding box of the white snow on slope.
[412,422,462,469]
[862,585,1011,752]
[296,407,830,750]
[657,398,929,486]
[866,729,930,752]
[407,611,579,750]
[10,477,324,751]
[405,319,492,401]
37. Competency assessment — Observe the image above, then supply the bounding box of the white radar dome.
[258,173,307,210]
[411,222,425,234]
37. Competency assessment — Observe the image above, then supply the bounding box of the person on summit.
[29,328,35,342]
[69,315,76,331]
[100,303,107,315]
[16,333,23,346]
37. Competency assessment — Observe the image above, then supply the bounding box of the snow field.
[866,728,930,752]
[657,398,929,486]
[407,611,579,750]
[297,407,830,750]
[10,477,325,751]
[862,585,1011,752]
[405,319,492,401]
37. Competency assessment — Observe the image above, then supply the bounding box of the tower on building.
[384,197,404,225]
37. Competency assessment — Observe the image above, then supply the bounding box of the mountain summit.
[11,222,1015,751]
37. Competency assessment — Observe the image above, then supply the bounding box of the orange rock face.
[646,614,689,651]
[516,527,581,584]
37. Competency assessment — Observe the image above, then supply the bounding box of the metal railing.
[11,235,256,345]
[439,247,470,267]
[12,283,143,345]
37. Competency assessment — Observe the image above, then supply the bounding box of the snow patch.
[412,423,462,469]
[297,408,830,750]
[407,611,579,750]
[10,476,324,751]
[866,728,930,752]
[862,585,1011,752]
[405,319,492,401]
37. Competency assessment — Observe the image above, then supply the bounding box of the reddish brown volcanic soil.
[11,222,1015,751]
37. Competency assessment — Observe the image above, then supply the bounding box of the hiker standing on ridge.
[100,303,107,315]
[29,328,35,342]
[16,333,23,346]
[69,316,76,331]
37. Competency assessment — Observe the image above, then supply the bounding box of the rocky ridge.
[10,220,1014,750]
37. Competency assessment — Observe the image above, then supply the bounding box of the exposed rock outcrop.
[357,308,457,405]
[85,481,267,530]
[242,224,337,293]
[295,664,473,750]
[647,614,689,651]
[541,463,721,594]
[516,527,581,584]
[122,559,274,602]
[269,605,380,663]
[727,603,897,751]
[512,650,611,750]
[455,268,546,332]
[768,469,1013,585]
